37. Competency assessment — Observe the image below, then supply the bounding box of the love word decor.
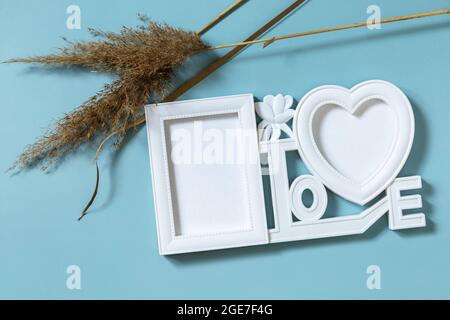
[146,80,426,255]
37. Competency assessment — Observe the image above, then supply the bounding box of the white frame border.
[294,80,415,205]
[145,94,268,255]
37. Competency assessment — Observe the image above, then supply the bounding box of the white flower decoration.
[256,94,295,141]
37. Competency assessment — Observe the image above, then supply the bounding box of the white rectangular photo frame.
[145,94,268,255]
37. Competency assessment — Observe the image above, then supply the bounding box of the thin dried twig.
[196,0,248,36]
[207,8,450,50]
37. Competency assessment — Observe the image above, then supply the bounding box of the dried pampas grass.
[7,19,207,170]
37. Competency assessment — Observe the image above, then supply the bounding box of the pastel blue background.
[1,0,449,299]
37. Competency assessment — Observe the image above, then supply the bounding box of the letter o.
[289,175,327,221]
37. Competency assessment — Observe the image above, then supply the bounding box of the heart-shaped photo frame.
[294,80,415,205]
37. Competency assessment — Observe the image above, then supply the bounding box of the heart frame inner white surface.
[294,80,415,205]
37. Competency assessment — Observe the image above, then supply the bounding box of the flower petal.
[255,102,274,121]
[263,95,274,107]
[274,109,294,124]
[272,94,285,115]
[284,95,294,110]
